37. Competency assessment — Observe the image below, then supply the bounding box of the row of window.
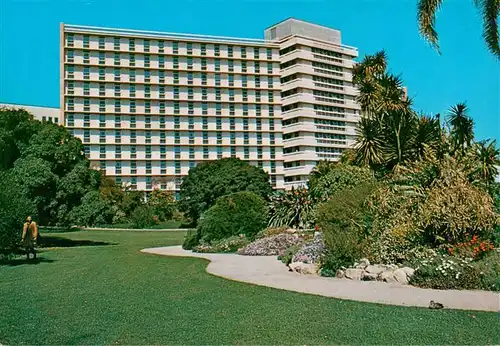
[68,34,274,59]
[65,66,276,83]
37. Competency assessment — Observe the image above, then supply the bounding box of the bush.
[278,245,302,266]
[268,188,315,229]
[193,236,249,253]
[179,158,272,222]
[316,183,376,272]
[255,227,290,239]
[182,230,199,250]
[147,189,175,222]
[196,191,267,244]
[130,206,157,229]
[309,164,375,202]
[410,254,482,290]
[475,250,500,291]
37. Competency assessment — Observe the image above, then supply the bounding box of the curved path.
[141,246,500,312]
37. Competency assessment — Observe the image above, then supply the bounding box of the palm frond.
[417,0,444,53]
[476,0,500,58]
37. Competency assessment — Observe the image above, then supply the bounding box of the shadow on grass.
[0,257,56,267]
[38,236,116,248]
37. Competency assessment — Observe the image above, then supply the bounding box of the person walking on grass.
[21,216,38,260]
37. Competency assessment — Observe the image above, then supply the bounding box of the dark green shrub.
[130,206,157,229]
[196,191,267,243]
[268,188,315,229]
[316,183,376,272]
[475,250,500,291]
[182,230,199,250]
[179,158,272,223]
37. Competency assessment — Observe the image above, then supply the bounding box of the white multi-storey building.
[1,19,360,194]
[60,24,285,194]
[265,19,361,187]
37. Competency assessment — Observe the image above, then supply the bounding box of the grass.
[85,220,189,229]
[0,231,498,345]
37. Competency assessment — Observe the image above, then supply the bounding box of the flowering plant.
[447,235,495,260]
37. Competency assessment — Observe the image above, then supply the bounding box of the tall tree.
[473,139,500,182]
[417,0,500,58]
[447,103,474,156]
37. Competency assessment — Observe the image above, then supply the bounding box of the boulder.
[356,258,370,269]
[362,272,378,281]
[379,270,397,283]
[365,265,385,275]
[393,268,409,284]
[289,262,319,275]
[400,267,415,278]
[336,269,345,278]
[345,268,364,280]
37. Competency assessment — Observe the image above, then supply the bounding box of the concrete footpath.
[141,246,500,312]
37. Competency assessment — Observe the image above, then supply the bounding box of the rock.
[237,234,301,256]
[400,267,415,278]
[345,268,364,280]
[336,269,345,278]
[365,265,385,275]
[356,258,370,269]
[289,262,318,275]
[393,268,409,284]
[292,232,326,264]
[362,272,378,281]
[379,270,397,283]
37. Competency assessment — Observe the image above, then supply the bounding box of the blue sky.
[0,0,498,141]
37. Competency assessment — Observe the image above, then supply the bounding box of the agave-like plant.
[354,116,385,168]
[268,188,315,229]
[447,103,474,156]
[472,139,500,182]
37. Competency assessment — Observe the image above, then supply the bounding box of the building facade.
[265,19,361,187]
[60,24,285,193]
[0,103,61,124]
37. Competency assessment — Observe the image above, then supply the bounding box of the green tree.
[179,158,272,222]
[417,0,500,58]
[472,140,500,182]
[148,189,175,221]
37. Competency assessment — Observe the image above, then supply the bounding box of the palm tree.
[382,109,418,172]
[354,116,385,168]
[447,103,474,156]
[417,0,500,58]
[412,114,442,160]
[473,139,500,182]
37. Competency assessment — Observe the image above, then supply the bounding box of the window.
[267,48,272,60]
[229,89,234,101]
[188,102,194,114]
[242,75,247,87]
[256,119,262,131]
[227,45,233,57]
[242,89,248,102]
[99,114,105,127]
[83,35,89,48]
[228,60,234,72]
[257,133,262,145]
[202,103,208,115]
[254,61,260,73]
[144,70,151,82]
[67,81,75,95]
[114,68,120,81]
[215,59,220,71]
[230,133,236,146]
[83,130,90,144]
[174,102,180,114]
[189,132,195,145]
[159,115,166,128]
[172,42,178,54]
[67,97,74,111]
[229,104,235,115]
[173,72,179,84]
[161,161,167,174]
[255,75,260,87]
[66,114,74,127]
[160,131,166,144]
[228,74,234,87]
[215,73,221,86]
[129,84,136,97]
[241,61,247,73]
[114,84,121,97]
[243,119,249,131]
[255,89,261,102]
[243,104,248,116]
[201,73,207,85]
[130,130,136,143]
[159,85,165,98]
[174,132,180,144]
[174,116,180,129]
[115,115,121,128]
[98,67,105,80]
[145,146,151,159]
[99,99,105,112]
[255,104,261,116]
[216,103,222,115]
[99,130,106,143]
[214,44,220,56]
[269,119,275,131]
[131,146,137,159]
[129,69,135,82]
[187,57,193,69]
[188,117,194,129]
[159,101,165,113]
[130,115,136,128]
[145,116,151,128]
[66,33,74,47]
[83,67,90,80]
[240,47,247,58]
[114,37,120,50]
[83,98,90,111]
[160,145,166,159]
[145,85,151,98]
[267,62,273,74]
[254,47,260,59]
[201,58,207,71]
[159,70,165,83]
[114,52,120,66]
[217,146,222,159]
[187,72,193,85]
[189,147,195,160]
[114,99,121,112]
[187,42,193,55]
[244,147,249,159]
[158,40,164,53]
[99,51,105,65]
[173,87,179,99]
[144,55,150,68]
[100,161,106,170]
[115,161,122,174]
[66,49,74,63]
[145,101,151,113]
[143,39,150,52]
[215,88,221,101]
[268,91,274,102]
[216,131,222,144]
[131,161,137,174]
[216,117,222,130]
[201,88,207,100]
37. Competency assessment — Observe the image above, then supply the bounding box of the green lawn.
[0,231,498,345]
